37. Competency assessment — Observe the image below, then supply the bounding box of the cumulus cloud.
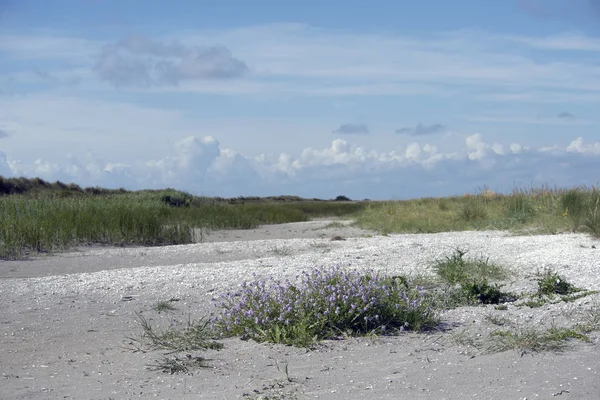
[567,137,600,155]
[332,123,369,135]
[396,123,446,136]
[94,35,249,88]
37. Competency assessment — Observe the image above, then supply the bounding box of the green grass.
[0,188,365,259]
[353,186,600,237]
[4,180,600,259]
[431,248,510,285]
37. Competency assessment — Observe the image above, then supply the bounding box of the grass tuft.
[128,313,223,352]
[487,326,589,356]
[147,354,211,374]
[153,300,177,313]
[432,248,510,285]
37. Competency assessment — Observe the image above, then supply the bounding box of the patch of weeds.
[432,248,509,285]
[153,300,177,313]
[487,325,589,356]
[212,266,440,347]
[519,270,595,308]
[147,354,211,374]
[128,313,223,352]
[495,304,508,311]
[546,327,590,343]
[537,269,581,296]
[461,279,516,305]
[560,290,598,302]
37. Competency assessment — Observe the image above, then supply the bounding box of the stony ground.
[1,220,599,399]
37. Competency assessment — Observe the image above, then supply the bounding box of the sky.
[0,0,599,200]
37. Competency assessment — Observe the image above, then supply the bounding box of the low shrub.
[211,266,439,347]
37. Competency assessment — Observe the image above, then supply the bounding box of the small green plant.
[212,266,440,347]
[432,249,509,285]
[461,279,514,305]
[537,269,580,296]
[153,300,177,313]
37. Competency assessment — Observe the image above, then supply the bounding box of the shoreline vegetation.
[1,176,599,259]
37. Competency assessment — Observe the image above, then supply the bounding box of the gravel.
[3,229,599,303]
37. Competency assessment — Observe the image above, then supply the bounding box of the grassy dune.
[0,180,365,259]
[1,177,599,259]
[355,186,600,237]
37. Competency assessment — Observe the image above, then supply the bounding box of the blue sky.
[0,0,599,199]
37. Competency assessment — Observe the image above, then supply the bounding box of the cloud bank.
[1,133,599,200]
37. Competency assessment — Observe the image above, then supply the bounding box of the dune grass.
[3,180,600,259]
[0,186,365,259]
[354,186,600,237]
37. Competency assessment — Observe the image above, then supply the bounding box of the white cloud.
[567,137,600,155]
[1,132,600,198]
